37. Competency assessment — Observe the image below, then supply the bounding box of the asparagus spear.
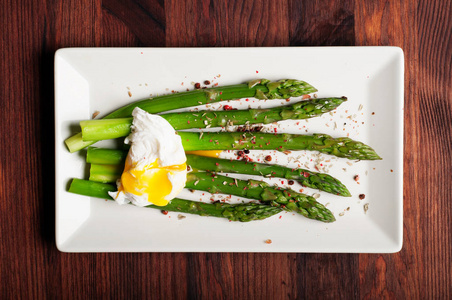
[85,159,336,223]
[186,154,351,196]
[178,132,381,160]
[65,79,317,152]
[84,165,334,222]
[68,179,281,222]
[86,147,126,165]
[83,130,380,161]
[186,172,335,222]
[87,157,350,198]
[89,164,123,183]
[86,154,351,197]
[69,178,117,198]
[86,147,127,165]
[80,97,347,141]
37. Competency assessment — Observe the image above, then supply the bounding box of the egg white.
[109,107,187,207]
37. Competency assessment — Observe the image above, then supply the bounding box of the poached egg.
[109,107,187,207]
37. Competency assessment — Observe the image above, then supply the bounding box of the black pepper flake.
[244,149,250,154]
[288,180,294,185]
[359,194,366,200]
[204,80,211,85]
[194,83,201,89]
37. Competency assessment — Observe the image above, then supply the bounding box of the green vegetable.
[86,147,127,165]
[86,147,125,165]
[65,79,317,152]
[83,130,380,161]
[68,179,281,222]
[85,163,335,222]
[68,178,117,198]
[84,147,359,196]
[186,172,336,223]
[181,132,381,160]
[79,97,347,141]
[158,199,282,222]
[186,154,351,197]
[89,164,123,183]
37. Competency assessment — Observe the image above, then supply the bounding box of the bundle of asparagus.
[66,79,381,222]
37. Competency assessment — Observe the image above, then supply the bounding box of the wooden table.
[1,0,451,298]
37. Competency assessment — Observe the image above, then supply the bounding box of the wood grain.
[289,0,355,46]
[102,0,165,46]
[1,0,451,298]
[355,1,419,298]
[288,2,360,299]
[165,0,290,47]
[355,0,452,298]
[416,1,452,297]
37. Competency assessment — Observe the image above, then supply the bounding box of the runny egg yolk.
[117,157,187,206]
[185,150,223,158]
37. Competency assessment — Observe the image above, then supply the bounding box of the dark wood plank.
[355,0,423,298]
[102,0,165,46]
[355,0,452,298]
[185,253,298,299]
[287,1,360,299]
[296,253,360,299]
[165,0,290,47]
[164,2,296,298]
[0,0,100,298]
[1,0,56,298]
[43,1,102,298]
[355,0,422,297]
[416,1,452,297]
[101,8,140,47]
[1,0,452,298]
[289,0,355,46]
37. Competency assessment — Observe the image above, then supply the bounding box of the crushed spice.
[91,111,100,119]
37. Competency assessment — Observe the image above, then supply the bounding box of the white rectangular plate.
[55,47,403,253]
